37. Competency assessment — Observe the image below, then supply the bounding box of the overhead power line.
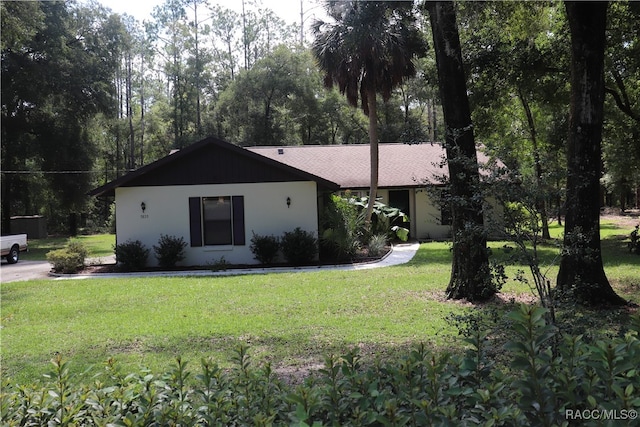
[1,170,130,175]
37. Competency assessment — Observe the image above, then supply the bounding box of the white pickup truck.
[1,234,28,264]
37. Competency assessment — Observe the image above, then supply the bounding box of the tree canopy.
[1,0,637,305]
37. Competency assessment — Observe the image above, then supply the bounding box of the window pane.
[203,197,232,245]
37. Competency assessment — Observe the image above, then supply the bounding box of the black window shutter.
[188,197,203,247]
[232,195,245,245]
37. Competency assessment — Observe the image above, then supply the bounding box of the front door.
[388,190,411,238]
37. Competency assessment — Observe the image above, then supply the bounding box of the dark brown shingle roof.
[249,143,497,189]
[89,139,501,198]
[88,137,340,197]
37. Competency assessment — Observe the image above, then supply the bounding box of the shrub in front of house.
[320,194,363,262]
[249,232,280,264]
[114,239,149,271]
[281,227,318,266]
[319,195,408,262]
[46,240,88,274]
[367,234,388,257]
[153,234,187,268]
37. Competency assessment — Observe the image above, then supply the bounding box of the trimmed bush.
[153,234,187,268]
[281,227,318,266]
[46,240,88,274]
[249,232,280,264]
[114,239,149,271]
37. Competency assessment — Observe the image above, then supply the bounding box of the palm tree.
[311,1,427,224]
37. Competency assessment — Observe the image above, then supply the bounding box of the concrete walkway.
[54,241,420,280]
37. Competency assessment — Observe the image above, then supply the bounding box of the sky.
[96,0,327,27]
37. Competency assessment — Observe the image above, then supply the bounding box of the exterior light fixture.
[286,197,291,208]
[141,202,146,213]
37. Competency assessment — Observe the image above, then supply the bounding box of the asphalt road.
[0,260,51,283]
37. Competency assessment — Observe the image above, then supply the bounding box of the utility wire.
[1,170,131,174]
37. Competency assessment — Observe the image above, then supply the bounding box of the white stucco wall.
[484,197,505,239]
[414,189,452,240]
[115,181,319,266]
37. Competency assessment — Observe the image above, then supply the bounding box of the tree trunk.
[518,90,551,239]
[1,152,14,234]
[426,100,433,141]
[425,1,493,302]
[364,88,379,225]
[193,0,202,136]
[126,49,135,170]
[242,0,248,70]
[557,1,626,306]
[432,99,437,141]
[140,53,145,166]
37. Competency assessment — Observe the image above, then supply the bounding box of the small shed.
[10,215,47,239]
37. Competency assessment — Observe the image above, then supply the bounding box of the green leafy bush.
[320,194,363,261]
[352,196,410,241]
[209,256,230,272]
[367,234,388,257]
[281,227,318,266]
[2,305,639,426]
[249,232,280,264]
[46,240,88,273]
[153,234,187,268]
[114,239,149,271]
[320,195,409,262]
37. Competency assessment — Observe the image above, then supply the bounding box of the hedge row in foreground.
[2,305,639,426]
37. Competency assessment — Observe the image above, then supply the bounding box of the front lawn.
[2,222,638,385]
[2,245,459,384]
[21,233,115,261]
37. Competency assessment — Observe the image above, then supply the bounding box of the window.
[189,196,245,247]
[203,197,232,245]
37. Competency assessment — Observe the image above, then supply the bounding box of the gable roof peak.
[89,137,339,197]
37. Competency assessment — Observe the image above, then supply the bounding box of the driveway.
[0,260,51,283]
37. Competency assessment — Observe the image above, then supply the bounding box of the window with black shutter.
[189,196,245,246]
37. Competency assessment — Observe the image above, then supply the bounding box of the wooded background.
[2,0,638,234]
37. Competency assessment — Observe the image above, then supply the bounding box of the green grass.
[1,254,460,384]
[2,223,638,385]
[21,234,115,260]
